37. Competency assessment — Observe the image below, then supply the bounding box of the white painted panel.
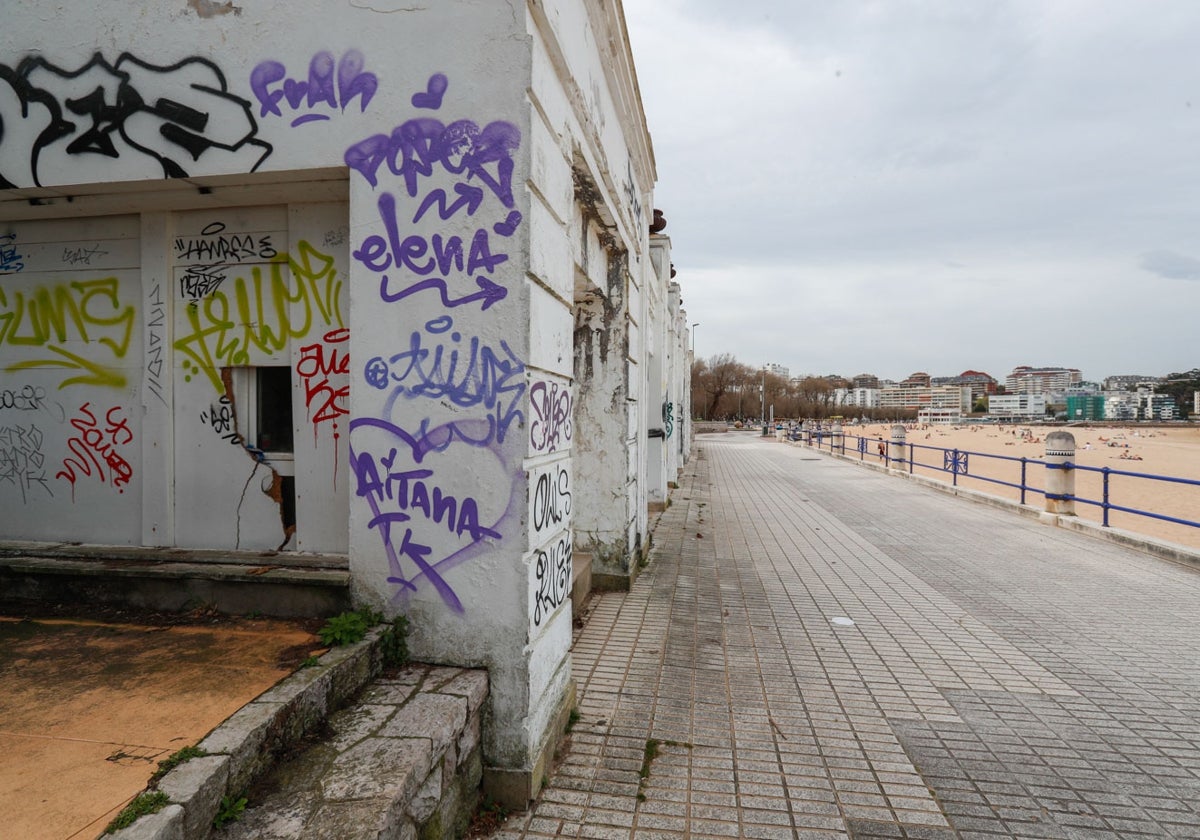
[529,112,573,224]
[527,459,571,548]
[0,217,142,544]
[528,196,571,303]
[526,283,572,376]
[526,531,572,637]
[288,201,350,555]
[172,204,301,552]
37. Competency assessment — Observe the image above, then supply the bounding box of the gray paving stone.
[490,438,1200,839]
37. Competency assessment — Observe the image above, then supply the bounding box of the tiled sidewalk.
[495,434,1200,839]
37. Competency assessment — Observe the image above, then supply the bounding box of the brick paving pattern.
[493,435,1200,838]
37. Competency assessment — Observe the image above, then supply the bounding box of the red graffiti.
[56,403,134,496]
[297,328,350,428]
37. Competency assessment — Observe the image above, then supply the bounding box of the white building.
[835,387,881,409]
[1005,366,1082,394]
[989,394,1048,419]
[0,0,686,807]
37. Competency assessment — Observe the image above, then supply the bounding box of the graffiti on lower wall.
[0,53,272,188]
[56,403,134,497]
[298,327,350,434]
[0,422,52,502]
[174,240,344,393]
[531,534,571,629]
[1,276,136,390]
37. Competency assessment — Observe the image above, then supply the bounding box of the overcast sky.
[624,0,1200,383]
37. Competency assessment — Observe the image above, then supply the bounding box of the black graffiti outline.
[0,51,273,187]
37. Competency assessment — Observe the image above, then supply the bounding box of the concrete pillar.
[803,420,814,446]
[831,422,844,453]
[889,424,907,472]
[1044,431,1076,515]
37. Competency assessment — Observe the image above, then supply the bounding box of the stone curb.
[104,626,388,840]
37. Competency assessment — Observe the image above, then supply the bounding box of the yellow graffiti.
[0,277,135,389]
[174,241,344,392]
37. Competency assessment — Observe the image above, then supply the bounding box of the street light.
[691,322,699,355]
[761,364,767,427]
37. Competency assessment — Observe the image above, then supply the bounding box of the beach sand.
[828,423,1200,552]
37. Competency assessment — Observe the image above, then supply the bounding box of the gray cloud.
[1140,250,1200,282]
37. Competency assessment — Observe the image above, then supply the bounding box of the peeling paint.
[186,0,241,17]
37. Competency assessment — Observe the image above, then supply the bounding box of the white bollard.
[889,424,907,472]
[1044,431,1076,516]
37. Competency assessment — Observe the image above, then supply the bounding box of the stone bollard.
[888,424,907,472]
[1044,431,1076,516]
[803,420,814,446]
[831,422,843,453]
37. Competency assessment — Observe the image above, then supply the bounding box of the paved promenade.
[498,433,1200,839]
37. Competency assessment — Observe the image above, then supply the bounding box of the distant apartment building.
[901,371,932,387]
[989,393,1048,419]
[1105,394,1137,421]
[932,370,998,402]
[834,388,881,409]
[879,384,971,413]
[1140,393,1178,421]
[1005,366,1082,394]
[1194,391,1200,416]
[852,373,880,390]
[1104,374,1160,391]
[766,363,790,380]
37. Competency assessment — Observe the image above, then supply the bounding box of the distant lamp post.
[761,365,767,426]
[691,322,699,355]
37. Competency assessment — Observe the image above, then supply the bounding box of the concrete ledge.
[107,626,388,840]
[107,628,489,840]
[0,554,350,618]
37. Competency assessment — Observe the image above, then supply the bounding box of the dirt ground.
[0,605,323,840]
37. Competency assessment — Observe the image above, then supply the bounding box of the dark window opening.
[255,366,294,453]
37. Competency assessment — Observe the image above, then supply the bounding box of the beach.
[831,423,1200,552]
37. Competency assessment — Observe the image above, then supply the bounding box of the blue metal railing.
[785,428,1199,539]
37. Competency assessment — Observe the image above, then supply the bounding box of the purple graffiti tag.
[250,50,377,127]
[411,73,447,110]
[349,412,522,609]
[344,117,520,207]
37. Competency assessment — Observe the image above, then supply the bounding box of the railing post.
[832,422,844,454]
[889,424,907,474]
[1044,431,1076,516]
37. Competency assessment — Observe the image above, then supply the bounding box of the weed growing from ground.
[105,791,169,834]
[213,793,248,828]
[149,745,207,784]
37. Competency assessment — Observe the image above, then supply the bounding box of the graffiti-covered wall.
[0,0,663,799]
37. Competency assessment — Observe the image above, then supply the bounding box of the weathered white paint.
[0,0,665,795]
